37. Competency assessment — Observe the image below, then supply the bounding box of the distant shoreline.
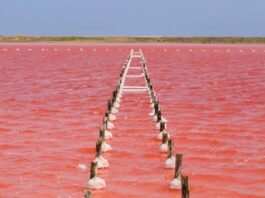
[0,36,265,44]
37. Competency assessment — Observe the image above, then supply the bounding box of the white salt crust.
[87,177,106,190]
[164,156,176,169]
[93,156,109,168]
[102,141,112,152]
[160,143,168,153]
[170,176,181,189]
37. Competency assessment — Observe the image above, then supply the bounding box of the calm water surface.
[0,44,265,198]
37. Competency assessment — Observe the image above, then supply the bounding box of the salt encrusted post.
[150,90,155,100]
[87,161,106,189]
[160,133,169,152]
[105,111,109,120]
[107,100,112,112]
[162,133,168,144]
[99,125,112,152]
[157,121,168,140]
[170,153,183,189]
[94,136,109,168]
[164,139,175,168]
[99,126,105,139]
[90,161,97,179]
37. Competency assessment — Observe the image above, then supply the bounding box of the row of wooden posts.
[84,53,131,198]
[142,53,189,198]
[84,51,190,197]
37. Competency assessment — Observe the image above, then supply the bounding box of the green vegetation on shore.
[0,36,265,43]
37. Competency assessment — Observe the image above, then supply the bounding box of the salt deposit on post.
[170,154,183,189]
[164,139,176,168]
[93,138,109,168]
[87,162,106,190]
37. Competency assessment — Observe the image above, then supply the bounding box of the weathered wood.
[105,111,109,119]
[90,161,97,179]
[157,110,162,122]
[174,154,183,178]
[95,138,103,157]
[112,89,117,100]
[160,122,165,132]
[154,101,159,114]
[167,139,173,158]
[181,175,189,198]
[107,100,112,112]
[102,119,108,131]
[147,79,151,87]
[103,115,108,124]
[99,126,105,139]
[145,75,149,81]
[150,90,155,100]
[162,133,168,144]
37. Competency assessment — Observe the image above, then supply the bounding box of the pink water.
[0,44,265,198]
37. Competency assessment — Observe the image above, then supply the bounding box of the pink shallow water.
[0,44,265,198]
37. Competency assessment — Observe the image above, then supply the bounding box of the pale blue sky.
[0,0,265,36]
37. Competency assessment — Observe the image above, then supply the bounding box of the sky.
[0,0,265,37]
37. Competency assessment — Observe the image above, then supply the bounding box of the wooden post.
[157,110,162,122]
[181,175,189,198]
[147,78,151,86]
[84,190,92,198]
[102,117,105,127]
[149,84,153,91]
[160,122,165,132]
[102,118,107,131]
[112,98,115,105]
[144,69,148,78]
[95,138,103,157]
[174,154,183,179]
[162,133,168,144]
[107,100,112,112]
[154,101,159,115]
[150,90,155,100]
[145,74,149,82]
[167,139,173,159]
[99,126,105,140]
[103,115,108,124]
[105,111,109,119]
[112,90,117,101]
[90,161,97,179]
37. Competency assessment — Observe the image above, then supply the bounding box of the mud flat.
[1,36,265,43]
